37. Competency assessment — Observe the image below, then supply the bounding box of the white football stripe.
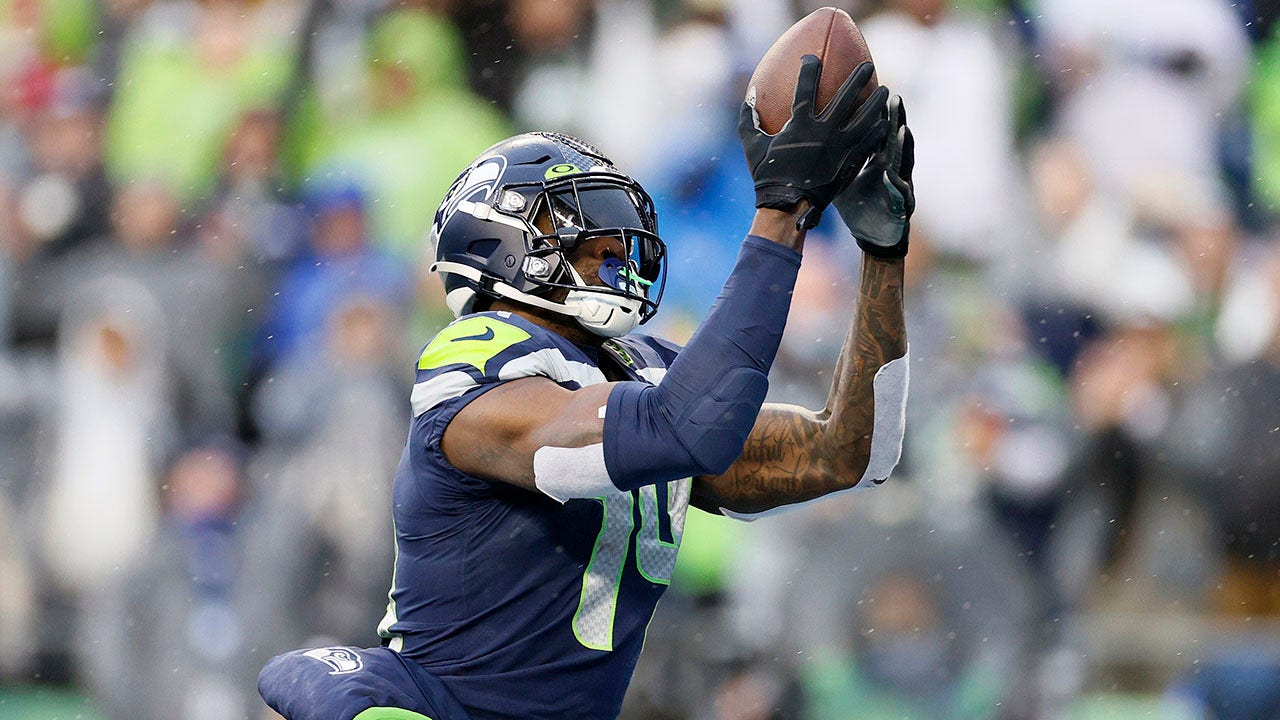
[498,348,608,388]
[411,371,480,417]
[410,347,610,416]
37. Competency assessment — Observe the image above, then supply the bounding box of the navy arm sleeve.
[602,234,801,490]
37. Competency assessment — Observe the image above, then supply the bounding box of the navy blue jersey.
[377,311,689,720]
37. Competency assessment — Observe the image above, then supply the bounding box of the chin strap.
[430,260,641,338]
[563,264,641,338]
[430,260,582,316]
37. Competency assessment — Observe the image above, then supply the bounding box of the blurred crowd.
[2,0,1280,718]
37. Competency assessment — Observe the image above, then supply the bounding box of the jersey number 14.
[573,478,691,651]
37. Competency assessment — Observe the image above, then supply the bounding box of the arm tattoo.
[692,256,906,515]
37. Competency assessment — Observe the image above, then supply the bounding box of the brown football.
[747,7,877,135]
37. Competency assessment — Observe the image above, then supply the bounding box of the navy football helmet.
[429,132,666,337]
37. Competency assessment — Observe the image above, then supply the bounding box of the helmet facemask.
[497,173,667,337]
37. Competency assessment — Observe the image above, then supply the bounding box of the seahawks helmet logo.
[436,156,508,234]
[303,647,363,675]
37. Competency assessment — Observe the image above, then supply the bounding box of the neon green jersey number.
[572,478,691,651]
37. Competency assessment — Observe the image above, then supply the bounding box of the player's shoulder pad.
[603,333,683,381]
[416,313,539,376]
[411,312,605,417]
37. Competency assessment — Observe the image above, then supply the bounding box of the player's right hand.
[834,94,915,258]
[739,55,889,229]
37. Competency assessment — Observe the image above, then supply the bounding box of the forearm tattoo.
[692,257,906,515]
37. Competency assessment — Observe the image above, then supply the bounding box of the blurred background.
[1,0,1280,718]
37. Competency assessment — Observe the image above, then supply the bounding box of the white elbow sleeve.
[533,443,616,503]
[860,350,909,486]
[719,349,910,522]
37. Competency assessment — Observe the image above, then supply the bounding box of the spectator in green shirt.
[292,8,510,259]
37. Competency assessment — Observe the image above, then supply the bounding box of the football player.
[259,57,913,720]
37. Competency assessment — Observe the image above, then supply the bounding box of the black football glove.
[834,93,915,258]
[739,56,890,229]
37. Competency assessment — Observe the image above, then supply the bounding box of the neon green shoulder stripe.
[352,707,433,720]
[417,316,532,374]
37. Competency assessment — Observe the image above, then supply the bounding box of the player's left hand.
[834,94,914,258]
